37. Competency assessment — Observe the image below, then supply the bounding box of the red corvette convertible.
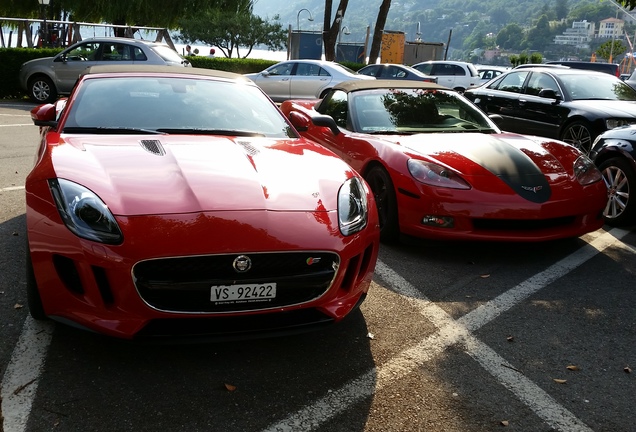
[25,66,380,340]
[280,81,608,242]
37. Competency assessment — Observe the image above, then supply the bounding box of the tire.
[364,166,400,243]
[599,157,636,226]
[28,75,57,103]
[26,246,48,320]
[560,121,593,155]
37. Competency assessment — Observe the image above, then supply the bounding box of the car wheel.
[599,157,636,226]
[560,121,593,155]
[365,166,400,243]
[26,245,48,320]
[28,75,57,103]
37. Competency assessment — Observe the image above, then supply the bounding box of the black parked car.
[590,126,636,226]
[357,63,437,83]
[464,67,636,154]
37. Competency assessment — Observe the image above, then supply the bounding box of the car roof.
[332,80,447,92]
[81,65,246,81]
[73,37,160,46]
[510,66,607,76]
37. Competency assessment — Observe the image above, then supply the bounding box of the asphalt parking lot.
[1,100,635,432]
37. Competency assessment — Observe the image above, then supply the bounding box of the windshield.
[151,45,187,64]
[350,88,499,134]
[559,73,636,101]
[63,76,297,138]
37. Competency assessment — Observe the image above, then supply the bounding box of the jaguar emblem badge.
[232,255,252,273]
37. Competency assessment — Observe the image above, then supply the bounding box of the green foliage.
[595,40,627,63]
[178,1,286,58]
[530,52,543,64]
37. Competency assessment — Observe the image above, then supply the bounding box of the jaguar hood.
[50,134,354,215]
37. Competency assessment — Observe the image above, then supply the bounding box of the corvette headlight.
[573,155,602,186]
[407,159,470,189]
[338,177,368,236]
[48,178,123,244]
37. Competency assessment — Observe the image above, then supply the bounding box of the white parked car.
[476,65,509,85]
[244,59,374,102]
[411,60,480,92]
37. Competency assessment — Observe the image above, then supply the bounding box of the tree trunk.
[323,0,349,61]
[368,0,391,64]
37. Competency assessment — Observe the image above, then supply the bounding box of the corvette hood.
[392,133,568,203]
[51,135,352,215]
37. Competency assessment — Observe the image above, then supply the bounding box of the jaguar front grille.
[133,251,340,313]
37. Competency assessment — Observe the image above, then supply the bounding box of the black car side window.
[526,73,560,97]
[492,71,529,93]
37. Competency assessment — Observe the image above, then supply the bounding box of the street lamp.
[297,8,314,32]
[339,26,351,44]
[38,0,50,47]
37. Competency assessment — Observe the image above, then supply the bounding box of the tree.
[555,0,568,21]
[178,0,286,58]
[595,40,627,63]
[322,0,350,61]
[1,0,217,32]
[368,0,391,65]
[496,23,524,51]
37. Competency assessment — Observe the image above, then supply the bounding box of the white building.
[597,17,625,38]
[554,20,595,48]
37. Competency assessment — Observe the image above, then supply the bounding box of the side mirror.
[538,89,561,101]
[288,111,309,132]
[311,114,340,136]
[261,70,270,77]
[30,103,58,128]
[488,114,504,126]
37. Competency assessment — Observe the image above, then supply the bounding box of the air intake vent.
[140,140,165,156]
[238,141,259,156]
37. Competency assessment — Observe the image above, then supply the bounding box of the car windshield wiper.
[364,130,404,135]
[155,128,266,137]
[63,126,164,135]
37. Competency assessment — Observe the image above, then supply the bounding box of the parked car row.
[18,41,635,342]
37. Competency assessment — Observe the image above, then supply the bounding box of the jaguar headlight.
[338,177,368,236]
[48,178,123,244]
[573,155,602,186]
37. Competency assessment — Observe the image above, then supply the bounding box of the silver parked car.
[244,59,374,102]
[19,37,190,103]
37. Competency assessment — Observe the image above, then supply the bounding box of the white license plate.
[210,283,277,303]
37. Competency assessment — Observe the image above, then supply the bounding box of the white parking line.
[264,228,630,432]
[0,186,25,193]
[0,124,32,127]
[1,317,54,432]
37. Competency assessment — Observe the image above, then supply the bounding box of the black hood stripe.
[458,139,551,203]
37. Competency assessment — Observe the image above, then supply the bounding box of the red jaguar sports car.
[25,65,380,340]
[280,81,608,242]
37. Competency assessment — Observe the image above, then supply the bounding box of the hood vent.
[238,140,260,156]
[140,140,166,156]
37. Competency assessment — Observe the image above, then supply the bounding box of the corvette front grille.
[472,216,575,231]
[133,252,340,313]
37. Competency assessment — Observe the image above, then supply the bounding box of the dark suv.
[545,61,620,77]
